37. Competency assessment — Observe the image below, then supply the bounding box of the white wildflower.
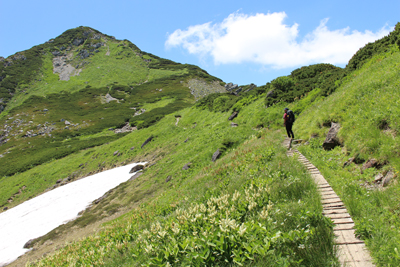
[260,207,269,219]
[238,223,247,236]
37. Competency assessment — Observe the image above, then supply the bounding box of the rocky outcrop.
[114,122,136,134]
[225,82,244,95]
[374,170,395,187]
[129,164,144,173]
[362,158,379,171]
[182,163,192,170]
[187,79,226,100]
[212,149,221,162]
[141,136,154,148]
[322,122,341,150]
[228,112,238,121]
[225,83,238,92]
[243,83,257,93]
[382,170,395,187]
[100,93,119,104]
[73,38,84,46]
[53,53,81,81]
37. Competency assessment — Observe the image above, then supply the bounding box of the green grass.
[295,48,400,165]
[26,113,337,266]
[291,48,400,266]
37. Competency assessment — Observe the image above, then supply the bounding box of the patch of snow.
[0,162,146,266]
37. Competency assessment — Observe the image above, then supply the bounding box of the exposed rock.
[234,87,243,95]
[266,90,276,98]
[133,108,146,116]
[212,149,221,162]
[382,170,395,187]
[343,157,355,167]
[184,138,189,143]
[374,173,384,183]
[129,172,143,181]
[130,146,135,150]
[228,112,238,121]
[231,122,238,127]
[113,150,119,156]
[243,83,257,93]
[182,163,192,170]
[64,120,71,125]
[53,54,79,81]
[322,122,341,150]
[73,38,84,46]
[129,164,144,173]
[91,42,103,49]
[114,122,136,133]
[56,179,62,184]
[141,136,154,148]
[362,158,378,171]
[24,239,35,249]
[101,93,119,104]
[78,49,90,59]
[166,175,172,183]
[51,51,62,56]
[225,83,238,91]
[187,79,226,100]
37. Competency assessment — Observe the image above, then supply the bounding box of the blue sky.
[0,0,398,86]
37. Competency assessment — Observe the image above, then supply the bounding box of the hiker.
[283,108,295,139]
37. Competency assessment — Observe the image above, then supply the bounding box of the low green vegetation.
[27,122,337,266]
[3,23,400,267]
[292,42,400,266]
[0,26,223,180]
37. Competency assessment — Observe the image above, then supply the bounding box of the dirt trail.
[283,138,375,267]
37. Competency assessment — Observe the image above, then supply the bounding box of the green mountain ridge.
[2,23,400,266]
[0,26,228,178]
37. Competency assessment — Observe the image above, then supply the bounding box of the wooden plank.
[331,217,354,224]
[326,213,351,219]
[336,230,365,244]
[334,222,355,230]
[323,208,348,214]
[321,193,339,198]
[347,243,374,265]
[322,198,342,204]
[323,203,345,209]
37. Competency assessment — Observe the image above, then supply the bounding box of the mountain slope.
[2,23,400,266]
[0,26,226,179]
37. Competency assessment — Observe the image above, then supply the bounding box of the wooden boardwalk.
[283,138,375,267]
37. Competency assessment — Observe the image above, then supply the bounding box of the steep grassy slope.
[293,47,400,266]
[17,99,337,267]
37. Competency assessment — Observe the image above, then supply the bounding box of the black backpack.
[287,110,295,123]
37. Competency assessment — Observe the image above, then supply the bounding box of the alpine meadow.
[1,23,400,266]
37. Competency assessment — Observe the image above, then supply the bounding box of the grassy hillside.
[0,26,225,181]
[18,99,337,267]
[3,23,400,266]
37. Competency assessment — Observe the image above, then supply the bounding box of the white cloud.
[165,12,391,68]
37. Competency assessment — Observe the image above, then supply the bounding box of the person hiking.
[283,108,295,139]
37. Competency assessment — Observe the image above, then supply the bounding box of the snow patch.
[0,162,145,266]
